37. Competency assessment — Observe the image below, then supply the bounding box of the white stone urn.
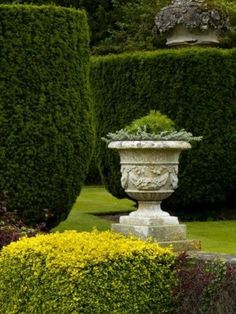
[166,25,219,47]
[109,140,192,243]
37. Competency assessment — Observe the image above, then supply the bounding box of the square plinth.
[119,215,179,226]
[111,223,187,242]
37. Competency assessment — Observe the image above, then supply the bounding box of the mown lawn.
[53,186,236,255]
[53,186,134,232]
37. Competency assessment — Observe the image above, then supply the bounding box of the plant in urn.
[103,111,202,250]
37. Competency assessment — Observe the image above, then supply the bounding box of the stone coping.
[187,251,236,266]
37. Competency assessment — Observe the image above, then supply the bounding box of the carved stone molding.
[121,165,178,191]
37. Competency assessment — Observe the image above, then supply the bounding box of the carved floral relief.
[121,165,178,191]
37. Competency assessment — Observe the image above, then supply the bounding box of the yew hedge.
[90,48,236,217]
[0,5,93,228]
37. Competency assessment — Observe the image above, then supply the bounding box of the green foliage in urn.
[103,128,203,143]
[0,5,93,229]
[126,110,174,133]
[90,48,236,216]
[103,110,202,143]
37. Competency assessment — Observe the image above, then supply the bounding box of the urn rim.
[108,140,191,150]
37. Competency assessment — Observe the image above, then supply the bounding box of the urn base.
[121,201,179,225]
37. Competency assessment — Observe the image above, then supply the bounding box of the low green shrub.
[0,231,176,313]
[91,48,236,217]
[0,5,93,228]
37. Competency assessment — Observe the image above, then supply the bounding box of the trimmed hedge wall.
[91,48,236,217]
[0,0,236,52]
[0,231,176,313]
[0,5,93,228]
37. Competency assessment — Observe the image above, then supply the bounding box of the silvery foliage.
[102,126,203,143]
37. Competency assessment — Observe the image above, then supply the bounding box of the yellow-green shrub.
[0,231,176,313]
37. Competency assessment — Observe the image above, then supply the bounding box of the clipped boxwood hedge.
[0,231,176,313]
[0,5,93,228]
[91,48,236,217]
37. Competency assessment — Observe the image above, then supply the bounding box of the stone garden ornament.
[153,0,230,46]
[103,111,202,250]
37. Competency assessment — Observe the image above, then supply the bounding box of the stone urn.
[166,25,219,47]
[109,140,200,250]
[153,0,230,47]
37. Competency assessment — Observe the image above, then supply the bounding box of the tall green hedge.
[1,0,235,53]
[91,48,236,217]
[0,0,120,50]
[0,5,93,228]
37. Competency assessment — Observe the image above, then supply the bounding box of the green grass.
[186,221,236,254]
[53,186,134,232]
[53,186,236,255]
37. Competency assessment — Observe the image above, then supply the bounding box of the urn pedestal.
[109,141,200,251]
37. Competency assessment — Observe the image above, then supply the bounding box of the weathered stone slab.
[158,239,201,252]
[187,251,236,265]
[111,223,187,241]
